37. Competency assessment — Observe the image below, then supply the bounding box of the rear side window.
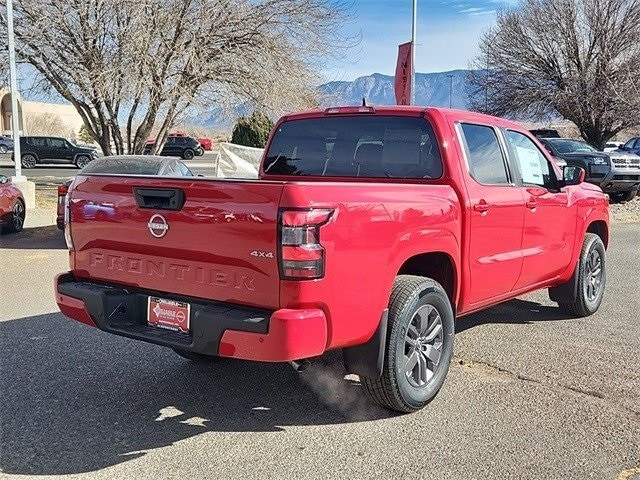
[459,123,509,185]
[263,116,443,179]
[27,137,48,147]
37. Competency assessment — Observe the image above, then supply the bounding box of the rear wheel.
[558,233,606,317]
[172,348,221,363]
[609,190,636,203]
[75,155,91,169]
[7,198,25,233]
[361,275,455,413]
[21,154,37,169]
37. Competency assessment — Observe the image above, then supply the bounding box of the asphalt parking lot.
[0,219,639,479]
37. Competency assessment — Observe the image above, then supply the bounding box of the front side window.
[459,123,509,185]
[263,116,443,179]
[505,130,556,188]
[49,138,66,148]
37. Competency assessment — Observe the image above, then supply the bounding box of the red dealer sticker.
[147,296,190,334]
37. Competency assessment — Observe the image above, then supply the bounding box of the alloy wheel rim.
[22,155,36,168]
[403,304,444,388]
[584,248,603,302]
[77,156,90,168]
[13,201,24,230]
[0,145,7,154]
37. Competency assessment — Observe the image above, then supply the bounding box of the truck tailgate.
[69,175,284,309]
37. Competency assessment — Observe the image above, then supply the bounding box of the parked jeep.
[13,136,98,169]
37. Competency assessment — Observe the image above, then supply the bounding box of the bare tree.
[4,0,355,155]
[468,0,640,149]
[24,112,75,138]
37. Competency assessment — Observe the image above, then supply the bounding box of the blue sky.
[323,0,517,81]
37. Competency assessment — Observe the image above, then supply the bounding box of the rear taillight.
[279,209,333,280]
[57,184,68,198]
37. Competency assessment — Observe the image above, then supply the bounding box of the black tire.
[0,145,7,154]
[558,233,606,317]
[194,147,204,156]
[361,275,455,413]
[75,155,91,169]
[182,149,194,160]
[6,198,26,233]
[21,154,37,169]
[609,190,636,203]
[172,348,221,363]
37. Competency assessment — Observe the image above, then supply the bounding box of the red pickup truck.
[55,106,609,413]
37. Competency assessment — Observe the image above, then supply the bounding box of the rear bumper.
[55,273,328,362]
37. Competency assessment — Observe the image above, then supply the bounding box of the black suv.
[539,137,640,202]
[143,136,201,160]
[0,135,14,154]
[14,136,98,169]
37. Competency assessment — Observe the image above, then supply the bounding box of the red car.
[0,175,26,233]
[197,138,213,151]
[56,106,609,413]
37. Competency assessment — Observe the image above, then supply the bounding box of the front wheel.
[0,145,7,154]
[558,233,606,317]
[609,190,636,203]
[182,149,194,160]
[361,275,455,413]
[7,199,26,233]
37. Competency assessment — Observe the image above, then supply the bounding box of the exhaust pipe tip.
[289,359,311,372]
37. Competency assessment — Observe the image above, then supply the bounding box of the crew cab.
[55,106,610,413]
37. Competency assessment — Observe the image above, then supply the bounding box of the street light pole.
[6,0,23,179]
[447,74,454,109]
[411,0,417,106]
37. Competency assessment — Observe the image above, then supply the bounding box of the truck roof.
[281,105,525,131]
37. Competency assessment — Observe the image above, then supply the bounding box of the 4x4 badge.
[148,214,169,238]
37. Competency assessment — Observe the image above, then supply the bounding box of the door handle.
[473,202,491,212]
[526,200,538,209]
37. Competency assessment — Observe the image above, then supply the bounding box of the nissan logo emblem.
[148,214,169,238]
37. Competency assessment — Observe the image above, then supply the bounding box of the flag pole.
[411,0,417,105]
[6,0,23,180]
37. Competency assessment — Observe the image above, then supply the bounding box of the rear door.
[70,176,284,309]
[503,130,576,288]
[457,122,525,305]
[47,137,70,163]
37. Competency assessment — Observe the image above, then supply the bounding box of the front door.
[503,130,577,288]
[458,123,526,305]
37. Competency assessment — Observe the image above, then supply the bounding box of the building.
[0,86,85,139]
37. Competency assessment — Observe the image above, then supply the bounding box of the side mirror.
[563,165,585,186]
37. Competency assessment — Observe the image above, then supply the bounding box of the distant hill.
[184,70,473,129]
[319,70,470,109]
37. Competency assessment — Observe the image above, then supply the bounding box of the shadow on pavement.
[456,298,573,333]
[0,225,65,250]
[0,313,391,476]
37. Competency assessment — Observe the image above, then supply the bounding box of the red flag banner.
[395,42,412,105]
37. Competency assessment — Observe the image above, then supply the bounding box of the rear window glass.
[263,116,442,179]
[81,158,162,175]
[459,123,509,185]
